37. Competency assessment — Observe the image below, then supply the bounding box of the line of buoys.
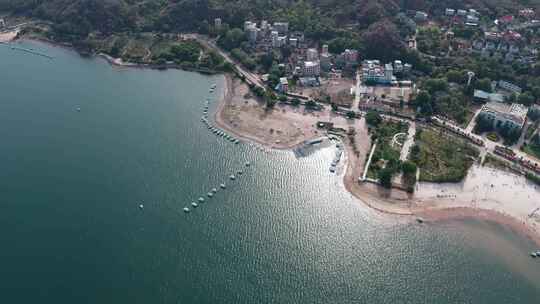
[200,97,241,145]
[182,160,254,214]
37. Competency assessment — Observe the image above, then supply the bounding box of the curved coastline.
[9,33,539,248]
[214,73,540,247]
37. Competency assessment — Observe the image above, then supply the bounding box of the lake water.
[0,41,539,303]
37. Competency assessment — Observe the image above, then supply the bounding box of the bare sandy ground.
[217,74,540,246]
[214,75,540,245]
[0,29,19,42]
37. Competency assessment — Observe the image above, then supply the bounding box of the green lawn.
[411,128,479,183]
[523,144,540,160]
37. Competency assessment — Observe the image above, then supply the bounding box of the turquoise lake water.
[0,41,539,303]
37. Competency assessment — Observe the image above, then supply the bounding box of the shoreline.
[8,33,540,248]
[214,74,540,247]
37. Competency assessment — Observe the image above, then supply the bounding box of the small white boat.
[183,207,190,213]
[139,204,144,210]
[220,183,226,189]
[198,197,205,203]
[191,202,198,208]
[245,162,251,167]
[230,175,236,180]
[207,192,214,197]
[531,252,537,258]
[237,170,243,175]
[76,107,81,112]
[211,188,217,193]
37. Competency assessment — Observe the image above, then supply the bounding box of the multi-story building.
[270,31,279,48]
[275,77,289,93]
[303,61,321,76]
[342,49,358,64]
[479,102,528,130]
[214,18,222,29]
[273,22,289,34]
[498,80,522,94]
[289,38,298,48]
[246,26,259,43]
[306,48,319,61]
[361,60,394,84]
[445,8,455,16]
[320,53,332,72]
[393,60,403,73]
[244,21,255,31]
[415,11,428,22]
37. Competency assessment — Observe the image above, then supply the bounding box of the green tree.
[518,92,534,106]
[365,110,382,126]
[218,28,246,50]
[401,161,417,175]
[475,78,492,92]
[379,168,393,188]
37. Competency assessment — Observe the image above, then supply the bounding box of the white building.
[393,60,403,73]
[306,48,319,61]
[303,61,321,76]
[467,15,479,23]
[273,22,289,34]
[289,38,298,47]
[246,27,259,43]
[415,11,428,22]
[479,102,528,130]
[244,21,255,31]
[277,36,287,48]
[214,18,222,29]
[361,60,394,84]
[498,80,522,94]
[457,9,467,16]
[271,31,279,47]
[445,8,455,16]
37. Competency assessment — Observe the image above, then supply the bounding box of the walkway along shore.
[213,73,540,247]
[11,32,540,246]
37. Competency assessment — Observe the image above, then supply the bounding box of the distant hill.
[2,0,539,34]
[1,0,539,54]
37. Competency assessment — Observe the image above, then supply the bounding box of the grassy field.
[411,128,479,183]
[523,144,540,160]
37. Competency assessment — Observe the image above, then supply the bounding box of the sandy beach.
[0,29,19,43]
[215,74,540,246]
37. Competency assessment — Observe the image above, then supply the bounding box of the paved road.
[400,121,417,161]
[189,34,265,89]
